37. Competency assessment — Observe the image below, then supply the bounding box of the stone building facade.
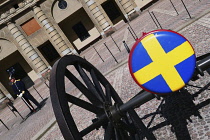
[0,0,157,99]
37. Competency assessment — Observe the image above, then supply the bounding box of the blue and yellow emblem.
[129,30,196,94]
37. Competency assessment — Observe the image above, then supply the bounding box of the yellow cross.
[134,34,194,91]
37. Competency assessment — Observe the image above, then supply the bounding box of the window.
[7,63,27,79]
[21,18,41,36]
[40,43,60,62]
[58,0,67,9]
[13,4,19,9]
[72,22,90,41]
[39,42,60,66]
[102,0,121,21]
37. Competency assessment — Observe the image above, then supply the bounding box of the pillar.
[7,22,48,74]
[80,0,114,36]
[0,81,12,99]
[33,6,76,56]
[115,0,139,20]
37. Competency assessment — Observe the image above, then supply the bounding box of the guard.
[9,76,41,111]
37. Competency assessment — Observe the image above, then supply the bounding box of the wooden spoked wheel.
[50,55,156,140]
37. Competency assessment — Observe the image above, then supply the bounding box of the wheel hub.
[104,103,123,124]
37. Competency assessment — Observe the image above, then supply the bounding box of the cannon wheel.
[50,55,156,140]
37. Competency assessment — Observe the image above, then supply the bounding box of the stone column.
[0,87,6,99]
[0,82,11,99]
[115,0,139,20]
[33,6,75,56]
[7,22,48,74]
[80,0,114,36]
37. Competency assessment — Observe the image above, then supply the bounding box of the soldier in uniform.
[9,76,41,112]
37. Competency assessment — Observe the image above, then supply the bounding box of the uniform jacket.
[12,80,29,96]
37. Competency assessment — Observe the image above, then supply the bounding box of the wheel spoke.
[65,69,102,107]
[134,133,142,140]
[128,110,156,140]
[118,128,130,140]
[118,120,136,134]
[104,122,114,140]
[80,114,108,136]
[109,86,123,104]
[65,93,103,114]
[90,69,106,101]
[114,128,120,140]
[105,84,112,104]
[75,64,104,103]
[120,114,142,139]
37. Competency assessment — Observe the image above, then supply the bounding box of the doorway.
[38,41,60,66]
[101,0,127,24]
[0,51,34,98]
[7,63,34,89]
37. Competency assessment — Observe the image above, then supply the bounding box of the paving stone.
[0,0,210,139]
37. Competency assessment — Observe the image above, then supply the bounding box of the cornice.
[0,0,42,25]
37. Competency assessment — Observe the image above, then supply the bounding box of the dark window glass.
[102,1,121,21]
[40,43,60,62]
[72,22,90,41]
[13,4,19,9]
[7,63,27,79]
[58,0,67,9]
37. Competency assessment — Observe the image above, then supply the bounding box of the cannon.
[50,30,210,140]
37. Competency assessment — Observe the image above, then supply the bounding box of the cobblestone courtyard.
[0,0,210,139]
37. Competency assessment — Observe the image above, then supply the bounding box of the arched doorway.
[0,39,34,98]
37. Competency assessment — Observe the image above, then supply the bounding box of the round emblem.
[58,0,67,9]
[129,30,196,94]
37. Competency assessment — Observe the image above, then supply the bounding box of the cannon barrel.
[120,91,155,113]
[196,55,210,76]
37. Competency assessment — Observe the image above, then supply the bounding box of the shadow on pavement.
[20,98,48,123]
[141,82,210,140]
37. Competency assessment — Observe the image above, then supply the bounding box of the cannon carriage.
[49,30,210,140]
